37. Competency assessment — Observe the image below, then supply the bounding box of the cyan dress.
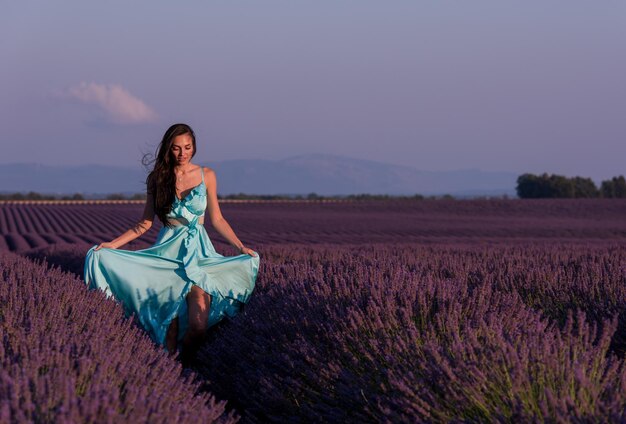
[84,169,260,349]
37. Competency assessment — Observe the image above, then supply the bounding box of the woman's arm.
[94,189,156,250]
[204,167,257,257]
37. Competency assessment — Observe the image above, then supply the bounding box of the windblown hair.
[143,123,196,227]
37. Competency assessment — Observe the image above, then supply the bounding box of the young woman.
[84,123,259,366]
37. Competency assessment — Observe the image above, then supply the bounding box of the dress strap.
[200,166,205,184]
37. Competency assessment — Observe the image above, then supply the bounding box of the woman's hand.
[95,242,117,251]
[239,246,257,257]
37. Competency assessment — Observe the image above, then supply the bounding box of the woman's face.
[170,133,194,166]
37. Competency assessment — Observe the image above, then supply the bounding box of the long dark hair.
[143,123,197,227]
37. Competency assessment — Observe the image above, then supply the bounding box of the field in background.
[1,199,626,422]
[1,198,625,253]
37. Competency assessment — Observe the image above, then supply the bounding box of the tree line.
[0,192,434,201]
[0,192,145,201]
[516,173,626,198]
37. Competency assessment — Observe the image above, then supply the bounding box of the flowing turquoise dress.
[83,169,260,349]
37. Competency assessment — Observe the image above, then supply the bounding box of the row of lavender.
[2,199,625,251]
[0,251,237,423]
[21,240,626,422]
[193,243,626,422]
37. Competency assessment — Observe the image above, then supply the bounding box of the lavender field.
[1,199,626,422]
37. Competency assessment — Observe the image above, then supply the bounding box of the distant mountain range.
[0,154,517,197]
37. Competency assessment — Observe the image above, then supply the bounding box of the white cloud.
[66,82,158,124]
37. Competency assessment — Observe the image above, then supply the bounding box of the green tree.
[572,177,599,198]
[547,174,575,198]
[601,175,626,198]
[516,173,537,198]
[26,191,45,200]
[517,173,552,198]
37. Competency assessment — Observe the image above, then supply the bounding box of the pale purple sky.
[2,1,625,182]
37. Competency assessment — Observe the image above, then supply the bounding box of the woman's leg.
[180,285,211,367]
[166,316,179,355]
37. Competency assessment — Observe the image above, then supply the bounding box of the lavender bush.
[23,243,93,277]
[195,244,626,422]
[0,251,237,423]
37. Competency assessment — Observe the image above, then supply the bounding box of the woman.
[84,123,259,366]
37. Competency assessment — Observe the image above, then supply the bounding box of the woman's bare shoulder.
[201,166,216,177]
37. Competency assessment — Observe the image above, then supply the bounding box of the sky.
[2,1,625,182]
